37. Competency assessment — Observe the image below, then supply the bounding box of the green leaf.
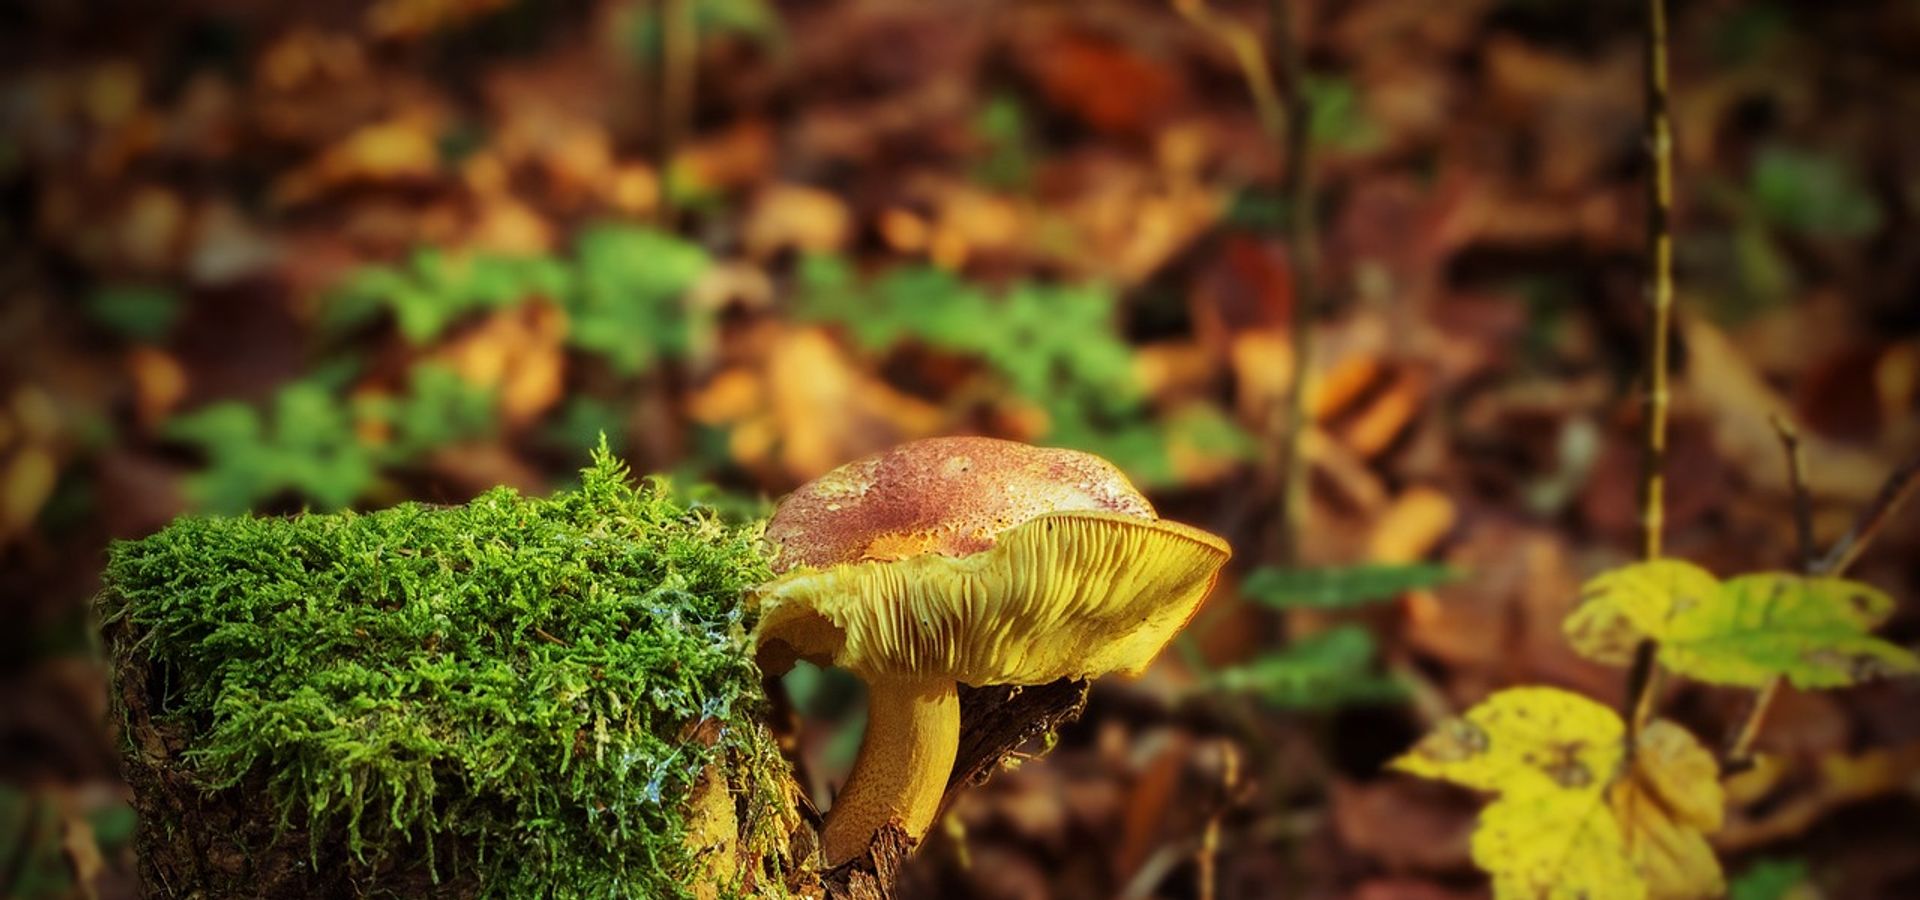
[973,94,1033,189]
[1305,75,1382,152]
[568,225,711,373]
[1728,858,1811,900]
[792,258,1186,483]
[323,249,569,344]
[1751,145,1883,239]
[1566,562,1919,689]
[1661,573,1917,688]
[1245,563,1456,610]
[1208,625,1403,710]
[87,285,180,340]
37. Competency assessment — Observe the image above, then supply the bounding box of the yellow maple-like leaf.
[1392,687,1726,900]
[1611,720,1725,899]
[1564,562,1919,689]
[1629,720,1723,832]
[1563,560,1721,666]
[1394,686,1625,795]
[1475,786,1635,900]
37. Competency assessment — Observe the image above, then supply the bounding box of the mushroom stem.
[822,676,960,865]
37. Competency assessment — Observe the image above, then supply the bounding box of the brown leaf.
[1368,485,1456,564]
[1330,778,1475,872]
[745,184,853,259]
[1019,29,1186,137]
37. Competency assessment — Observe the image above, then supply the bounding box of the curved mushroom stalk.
[822,676,959,865]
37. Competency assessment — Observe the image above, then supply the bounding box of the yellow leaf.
[1392,686,1624,795]
[1611,721,1726,899]
[1564,559,1721,665]
[1393,688,1726,900]
[1609,778,1720,900]
[1630,721,1723,832]
[1475,786,1638,900]
[1565,562,1918,689]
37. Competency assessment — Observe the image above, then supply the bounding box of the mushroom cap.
[754,437,1231,685]
[764,436,1157,572]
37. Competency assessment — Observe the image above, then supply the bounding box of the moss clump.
[102,446,790,898]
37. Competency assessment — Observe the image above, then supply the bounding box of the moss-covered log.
[100,449,811,898]
[99,447,1093,898]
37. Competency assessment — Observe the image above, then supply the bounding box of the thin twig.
[1770,415,1816,568]
[1272,0,1317,566]
[1196,739,1240,900]
[1728,447,1920,769]
[1815,449,1920,577]
[1638,0,1675,564]
[1171,1,1284,137]
[1625,0,1675,742]
[1170,0,1315,562]
[653,0,697,227]
[1724,417,1814,769]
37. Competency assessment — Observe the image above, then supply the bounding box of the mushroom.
[753,436,1231,863]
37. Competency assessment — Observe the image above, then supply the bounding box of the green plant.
[175,223,720,513]
[972,94,1034,190]
[1243,562,1455,610]
[100,445,792,898]
[1750,144,1882,240]
[1207,624,1403,710]
[568,225,712,374]
[1304,75,1382,152]
[166,365,494,513]
[324,224,713,371]
[793,256,1251,485]
[326,249,570,344]
[1203,563,1450,711]
[86,284,180,341]
[1728,858,1811,900]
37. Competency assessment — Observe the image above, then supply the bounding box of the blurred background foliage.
[3,0,1919,897]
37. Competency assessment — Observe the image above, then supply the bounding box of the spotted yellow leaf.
[1392,687,1725,900]
[1563,560,1721,666]
[1662,574,1917,688]
[1393,686,1624,795]
[1565,562,1919,689]
[1612,721,1725,899]
[1474,786,1634,900]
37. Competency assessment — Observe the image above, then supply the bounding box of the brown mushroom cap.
[754,436,1230,684]
[763,435,1157,571]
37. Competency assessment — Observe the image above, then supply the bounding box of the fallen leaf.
[1019,28,1186,136]
[2,446,59,540]
[126,345,188,428]
[1311,353,1388,421]
[1340,371,1424,458]
[1368,485,1456,563]
[60,809,105,900]
[744,184,852,259]
[1393,687,1726,899]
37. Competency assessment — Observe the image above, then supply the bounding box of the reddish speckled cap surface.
[764,436,1157,571]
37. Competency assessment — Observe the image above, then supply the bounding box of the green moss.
[101,444,786,898]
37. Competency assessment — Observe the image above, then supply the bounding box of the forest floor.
[3,0,1919,897]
